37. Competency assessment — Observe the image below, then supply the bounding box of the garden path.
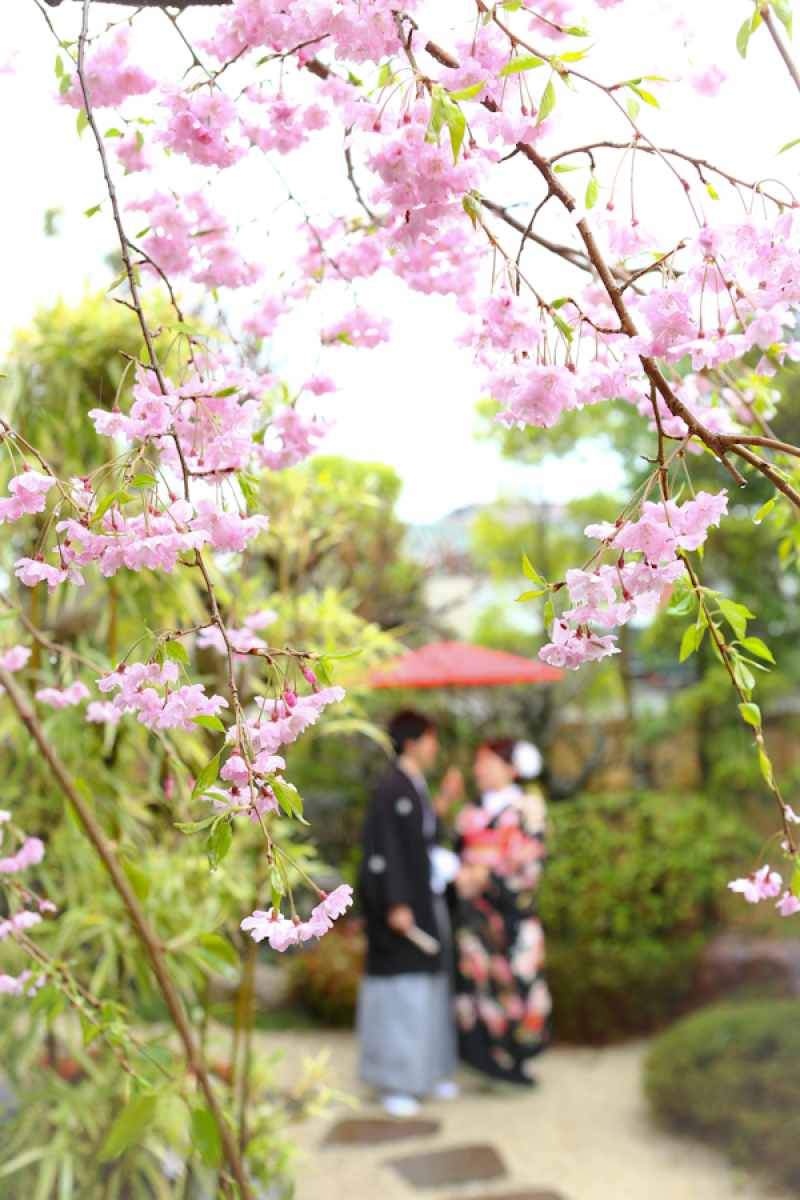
[254,1030,789,1200]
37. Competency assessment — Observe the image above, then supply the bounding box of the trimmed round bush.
[645,1001,800,1190]
[538,791,758,1042]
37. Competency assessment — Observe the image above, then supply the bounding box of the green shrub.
[286,919,366,1025]
[645,1001,800,1191]
[538,791,758,1042]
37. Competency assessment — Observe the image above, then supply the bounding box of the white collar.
[482,784,523,817]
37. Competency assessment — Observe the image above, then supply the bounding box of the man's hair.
[388,710,436,756]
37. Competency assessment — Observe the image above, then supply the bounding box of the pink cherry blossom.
[0,910,42,940]
[776,890,800,916]
[158,86,245,169]
[0,837,45,875]
[322,309,392,349]
[86,701,122,725]
[729,864,783,903]
[35,680,90,709]
[317,884,354,921]
[115,131,153,174]
[0,646,31,673]
[59,27,156,110]
[689,66,727,98]
[0,470,57,523]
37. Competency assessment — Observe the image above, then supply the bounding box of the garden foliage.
[645,1001,800,1191]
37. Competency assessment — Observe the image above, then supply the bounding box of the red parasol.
[365,640,564,689]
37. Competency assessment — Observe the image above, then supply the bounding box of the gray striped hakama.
[356,969,456,1096]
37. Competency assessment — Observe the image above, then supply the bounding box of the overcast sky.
[3,1,798,522]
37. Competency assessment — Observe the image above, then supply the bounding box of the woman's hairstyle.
[388,709,437,755]
[480,738,543,780]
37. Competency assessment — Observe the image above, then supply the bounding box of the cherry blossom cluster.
[240,883,353,951]
[157,86,245,170]
[197,609,277,661]
[96,661,227,733]
[729,864,800,917]
[540,491,728,668]
[127,190,260,292]
[59,26,156,110]
[0,811,55,995]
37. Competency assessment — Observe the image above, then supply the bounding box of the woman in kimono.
[454,739,552,1086]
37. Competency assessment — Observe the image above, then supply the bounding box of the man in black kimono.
[357,710,460,1116]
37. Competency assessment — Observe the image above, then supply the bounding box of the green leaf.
[543,597,555,629]
[426,89,448,143]
[164,641,189,665]
[754,497,776,522]
[791,864,800,899]
[212,386,239,398]
[773,0,793,36]
[448,79,486,100]
[499,54,545,76]
[778,135,800,153]
[736,15,753,56]
[164,321,206,337]
[174,815,219,835]
[537,79,556,125]
[445,102,466,164]
[315,658,333,688]
[104,127,123,138]
[206,820,232,870]
[462,191,483,230]
[585,176,598,209]
[563,24,590,36]
[84,204,102,219]
[554,164,581,173]
[707,182,720,201]
[558,49,588,63]
[191,1107,223,1168]
[679,624,697,663]
[55,55,64,77]
[98,1094,157,1161]
[59,74,71,96]
[733,657,756,692]
[626,96,640,121]
[739,637,775,664]
[272,778,309,825]
[0,1146,51,1179]
[629,83,658,107]
[718,598,754,640]
[190,714,226,732]
[198,932,237,968]
[552,311,574,342]
[377,61,392,88]
[129,474,157,488]
[759,747,774,788]
[521,551,543,583]
[192,754,220,799]
[123,861,149,905]
[76,108,90,137]
[739,702,762,727]
[516,589,546,602]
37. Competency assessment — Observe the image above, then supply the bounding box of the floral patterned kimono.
[454,783,552,1084]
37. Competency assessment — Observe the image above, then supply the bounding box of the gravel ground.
[255,1030,790,1200]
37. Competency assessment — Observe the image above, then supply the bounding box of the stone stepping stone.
[326,1118,440,1145]
[388,1144,506,1189]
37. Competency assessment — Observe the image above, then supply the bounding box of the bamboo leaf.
[98,1095,157,1161]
